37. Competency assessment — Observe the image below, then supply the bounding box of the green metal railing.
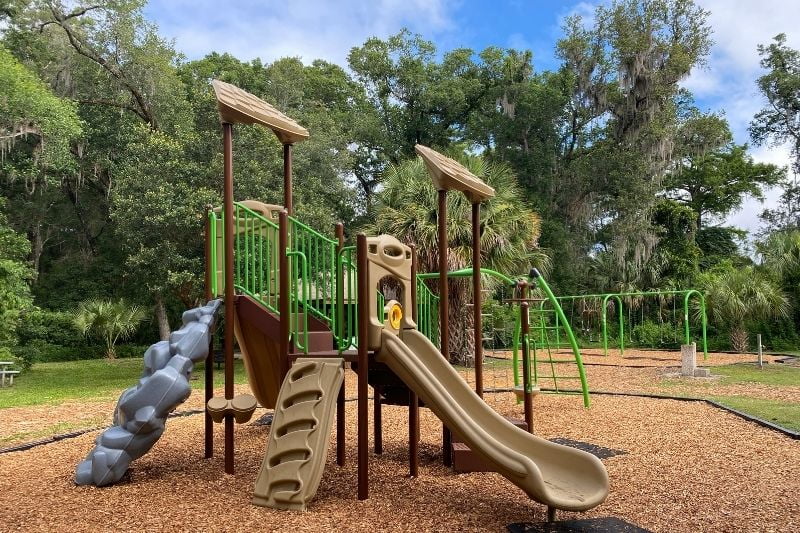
[212,205,441,354]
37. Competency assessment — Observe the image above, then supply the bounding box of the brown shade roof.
[211,80,309,144]
[414,144,495,202]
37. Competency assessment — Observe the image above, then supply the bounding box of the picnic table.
[0,361,20,387]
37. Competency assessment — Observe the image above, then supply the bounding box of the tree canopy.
[0,0,797,352]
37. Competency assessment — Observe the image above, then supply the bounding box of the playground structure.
[75,80,607,519]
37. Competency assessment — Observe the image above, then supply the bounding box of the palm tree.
[698,267,790,352]
[759,230,800,281]
[364,153,547,364]
[74,299,146,359]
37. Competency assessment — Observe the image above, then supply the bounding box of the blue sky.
[144,0,799,235]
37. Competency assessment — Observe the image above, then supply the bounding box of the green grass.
[0,357,249,409]
[713,363,800,387]
[654,362,800,433]
[711,396,800,432]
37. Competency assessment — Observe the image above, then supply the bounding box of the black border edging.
[537,388,800,440]
[0,408,205,455]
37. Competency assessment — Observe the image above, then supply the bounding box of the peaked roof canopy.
[414,144,495,203]
[211,80,309,144]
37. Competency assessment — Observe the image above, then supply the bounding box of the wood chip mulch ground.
[1,374,798,532]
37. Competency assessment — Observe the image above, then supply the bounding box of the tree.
[759,231,800,331]
[666,140,783,231]
[760,176,800,232]
[363,152,546,363]
[347,30,486,201]
[698,266,790,352]
[0,44,80,170]
[111,126,215,339]
[73,298,145,358]
[0,44,82,279]
[547,0,713,287]
[0,197,34,346]
[750,33,800,173]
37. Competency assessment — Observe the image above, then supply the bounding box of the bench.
[0,362,20,387]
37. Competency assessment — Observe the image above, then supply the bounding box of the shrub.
[11,342,149,364]
[631,320,680,349]
[0,345,30,372]
[16,308,87,347]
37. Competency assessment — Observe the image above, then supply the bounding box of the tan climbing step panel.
[252,357,344,511]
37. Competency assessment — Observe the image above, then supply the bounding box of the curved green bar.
[532,273,591,408]
[600,294,624,356]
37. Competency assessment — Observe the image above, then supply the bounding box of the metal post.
[757,333,763,368]
[472,202,483,398]
[520,282,534,434]
[283,143,293,215]
[409,389,419,477]
[335,223,345,467]
[279,211,290,382]
[222,123,235,475]
[409,244,419,477]
[203,206,214,459]
[356,234,369,500]
[373,385,383,454]
[437,189,452,466]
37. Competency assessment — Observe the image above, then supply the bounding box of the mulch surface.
[1,372,799,532]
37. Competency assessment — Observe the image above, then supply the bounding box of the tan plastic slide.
[377,329,609,512]
[252,357,344,511]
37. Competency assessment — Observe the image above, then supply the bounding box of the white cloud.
[146,0,455,66]
[679,0,800,234]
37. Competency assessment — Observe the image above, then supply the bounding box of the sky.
[144,0,799,235]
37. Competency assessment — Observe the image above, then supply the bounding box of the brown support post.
[520,281,534,434]
[437,189,452,466]
[283,143,293,215]
[409,389,419,477]
[203,206,214,459]
[335,222,346,467]
[222,123,235,475]
[472,202,483,398]
[409,244,419,476]
[279,211,290,382]
[356,234,369,500]
[373,385,383,454]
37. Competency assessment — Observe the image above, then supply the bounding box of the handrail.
[286,249,309,352]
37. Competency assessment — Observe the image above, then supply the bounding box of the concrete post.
[681,343,697,377]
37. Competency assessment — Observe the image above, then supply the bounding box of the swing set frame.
[543,289,708,360]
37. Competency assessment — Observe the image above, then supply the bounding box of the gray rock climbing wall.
[75,300,221,487]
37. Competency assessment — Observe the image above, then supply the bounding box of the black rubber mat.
[251,412,273,426]
[508,517,651,532]
[548,437,627,459]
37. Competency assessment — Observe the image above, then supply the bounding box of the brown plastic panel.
[415,144,495,202]
[234,295,283,409]
[252,358,345,511]
[206,394,257,424]
[364,235,415,350]
[211,80,309,143]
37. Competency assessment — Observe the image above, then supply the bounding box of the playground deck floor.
[1,373,799,532]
